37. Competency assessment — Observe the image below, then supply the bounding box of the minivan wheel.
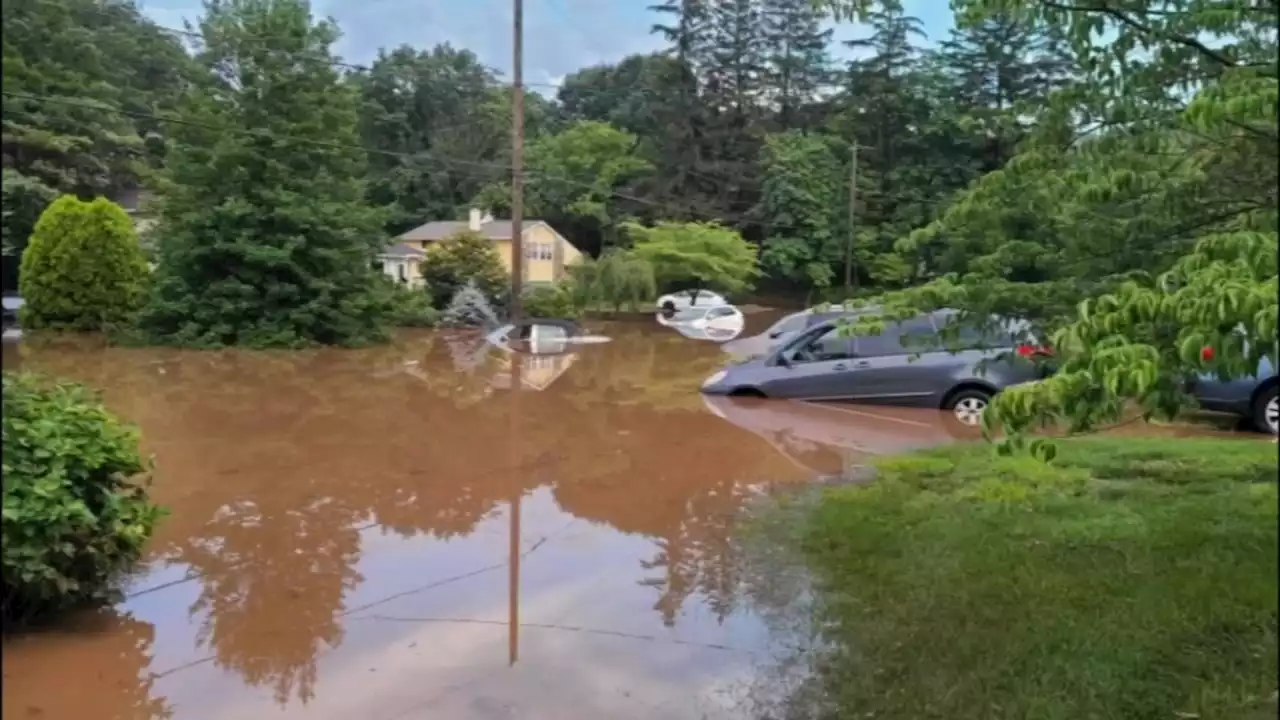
[1253,385,1278,435]
[944,388,993,428]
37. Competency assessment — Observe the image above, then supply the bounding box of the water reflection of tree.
[545,325,797,627]
[13,323,817,704]
[2,610,173,719]
[15,337,532,707]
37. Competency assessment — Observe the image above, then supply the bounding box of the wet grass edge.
[761,437,1279,720]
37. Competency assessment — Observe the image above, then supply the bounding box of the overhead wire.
[2,89,756,224]
[16,0,956,223]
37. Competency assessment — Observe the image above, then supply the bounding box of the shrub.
[522,283,579,319]
[18,195,151,331]
[419,230,508,309]
[2,373,163,624]
[380,279,439,328]
[439,279,501,328]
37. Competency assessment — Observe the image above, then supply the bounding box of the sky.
[137,0,956,91]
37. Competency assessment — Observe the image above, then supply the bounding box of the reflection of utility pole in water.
[508,381,522,668]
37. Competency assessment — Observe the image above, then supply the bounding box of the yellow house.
[379,209,584,288]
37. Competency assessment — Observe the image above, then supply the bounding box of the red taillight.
[1017,344,1052,358]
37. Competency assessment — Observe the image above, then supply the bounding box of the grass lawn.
[791,436,1278,720]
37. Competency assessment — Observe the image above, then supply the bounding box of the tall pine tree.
[139,0,392,348]
[761,0,832,130]
[939,12,1073,168]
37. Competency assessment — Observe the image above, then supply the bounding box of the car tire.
[943,387,993,429]
[1252,385,1279,435]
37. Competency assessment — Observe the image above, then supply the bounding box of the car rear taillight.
[1016,344,1052,358]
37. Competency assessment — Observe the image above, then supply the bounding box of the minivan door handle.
[852,360,871,369]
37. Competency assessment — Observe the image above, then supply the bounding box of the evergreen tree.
[439,279,500,329]
[646,1,718,221]
[838,7,930,264]
[698,0,769,218]
[649,0,713,66]
[938,12,1073,168]
[139,0,392,348]
[706,0,768,120]
[19,196,151,331]
[761,0,833,129]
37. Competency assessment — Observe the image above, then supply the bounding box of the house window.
[523,243,554,261]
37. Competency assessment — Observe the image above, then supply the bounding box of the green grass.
[791,437,1278,720]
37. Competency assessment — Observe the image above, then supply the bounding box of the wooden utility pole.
[509,0,525,322]
[507,0,525,669]
[844,141,858,292]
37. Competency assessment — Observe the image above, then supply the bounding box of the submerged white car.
[658,305,745,342]
[656,289,727,314]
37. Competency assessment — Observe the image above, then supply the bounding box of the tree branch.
[1039,0,1242,68]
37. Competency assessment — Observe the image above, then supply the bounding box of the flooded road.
[0,318,1236,719]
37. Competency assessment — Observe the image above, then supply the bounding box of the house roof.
[398,219,573,246]
[379,242,426,259]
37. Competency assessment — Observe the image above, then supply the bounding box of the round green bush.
[18,195,151,331]
[419,230,509,309]
[522,283,580,319]
[2,372,163,624]
[382,279,439,328]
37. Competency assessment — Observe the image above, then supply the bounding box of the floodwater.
[0,318,1254,720]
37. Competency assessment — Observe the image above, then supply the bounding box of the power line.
[1,89,753,224]
[47,0,830,193]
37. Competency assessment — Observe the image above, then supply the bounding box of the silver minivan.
[700,309,1051,426]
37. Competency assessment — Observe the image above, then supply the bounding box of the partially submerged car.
[656,289,726,314]
[658,304,745,338]
[1190,357,1277,435]
[700,309,1051,427]
[720,304,881,359]
[485,319,585,356]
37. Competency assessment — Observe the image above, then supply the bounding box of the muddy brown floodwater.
[0,317,1250,720]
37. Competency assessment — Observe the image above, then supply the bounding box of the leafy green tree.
[829,0,1278,450]
[138,0,392,349]
[624,220,760,296]
[2,372,163,624]
[474,121,652,252]
[355,44,509,233]
[594,250,659,312]
[0,0,190,282]
[522,283,580,319]
[556,53,723,226]
[19,195,150,331]
[1,170,59,290]
[418,230,508,309]
[1,0,186,196]
[756,131,845,290]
